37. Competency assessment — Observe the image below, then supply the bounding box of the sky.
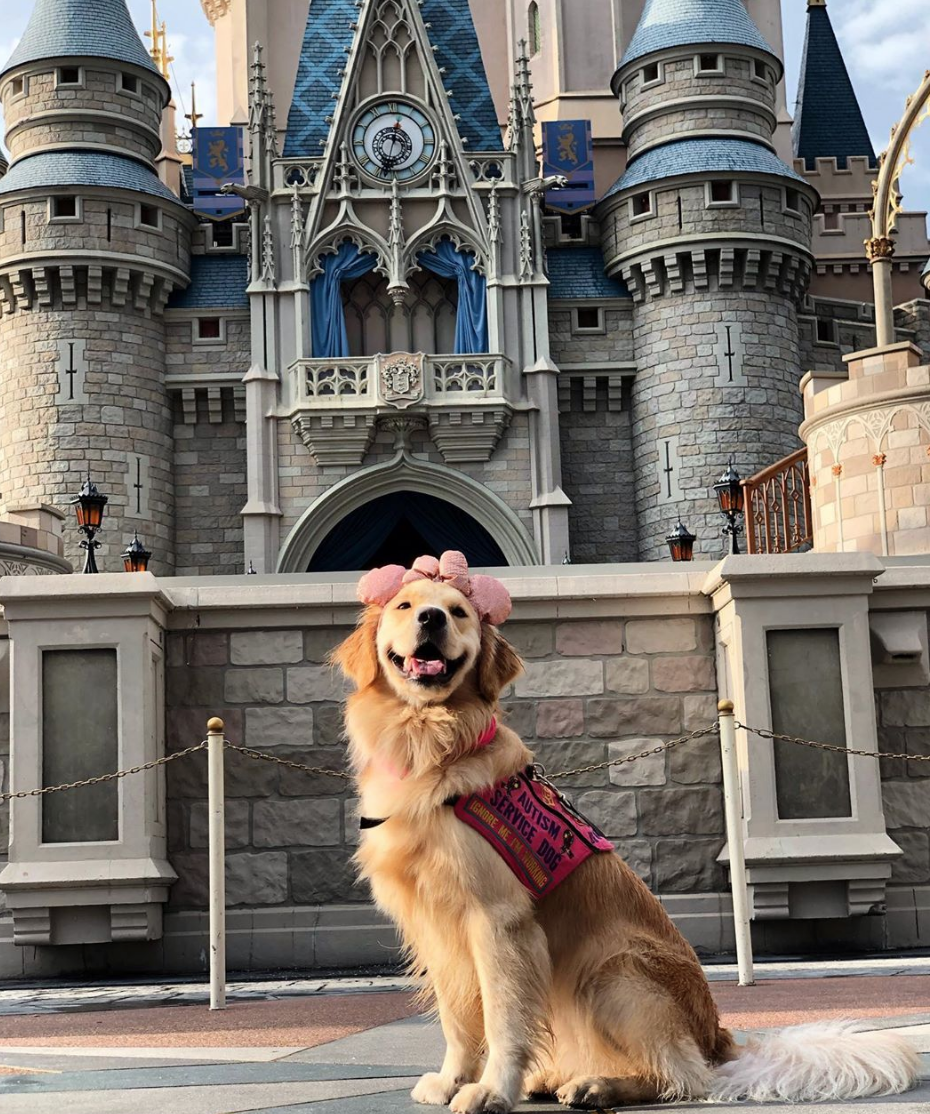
[0,1,928,212]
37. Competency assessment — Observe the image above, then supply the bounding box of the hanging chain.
[544,724,720,781]
[737,722,930,763]
[223,742,353,781]
[0,742,209,803]
[4,720,928,803]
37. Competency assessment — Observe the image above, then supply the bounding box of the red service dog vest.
[452,767,614,897]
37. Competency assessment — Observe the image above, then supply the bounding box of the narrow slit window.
[817,318,838,344]
[574,307,603,331]
[784,188,802,213]
[11,76,25,97]
[120,72,139,95]
[58,66,82,86]
[642,62,661,85]
[529,2,541,56]
[197,317,222,340]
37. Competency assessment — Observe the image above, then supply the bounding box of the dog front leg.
[451,909,551,1114]
[412,977,484,1106]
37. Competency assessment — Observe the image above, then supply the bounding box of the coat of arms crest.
[378,352,426,410]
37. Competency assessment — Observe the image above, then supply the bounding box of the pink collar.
[369,717,498,785]
[475,716,498,750]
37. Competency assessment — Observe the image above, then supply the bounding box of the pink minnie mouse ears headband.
[357,551,512,627]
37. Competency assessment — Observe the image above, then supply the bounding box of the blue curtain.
[310,242,377,358]
[418,241,489,355]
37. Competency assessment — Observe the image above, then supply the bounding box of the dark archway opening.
[308,491,508,572]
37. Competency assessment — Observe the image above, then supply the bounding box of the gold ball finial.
[718,700,735,715]
[207,717,225,732]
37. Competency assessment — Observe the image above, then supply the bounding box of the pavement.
[0,960,929,1113]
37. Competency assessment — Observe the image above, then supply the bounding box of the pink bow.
[357,550,512,626]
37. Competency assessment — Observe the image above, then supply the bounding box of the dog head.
[334,553,522,706]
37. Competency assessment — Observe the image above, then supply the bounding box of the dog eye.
[451,606,467,618]
[396,602,412,610]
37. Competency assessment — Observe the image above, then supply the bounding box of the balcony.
[743,448,813,555]
[287,353,515,466]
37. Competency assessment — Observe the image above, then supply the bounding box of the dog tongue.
[405,656,446,677]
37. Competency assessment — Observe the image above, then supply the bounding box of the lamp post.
[122,534,152,573]
[666,521,697,562]
[70,477,108,574]
[714,460,745,556]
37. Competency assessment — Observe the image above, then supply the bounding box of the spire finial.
[144,0,173,80]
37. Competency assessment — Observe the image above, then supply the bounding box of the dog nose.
[417,607,447,631]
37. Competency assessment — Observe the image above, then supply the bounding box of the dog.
[334,552,919,1113]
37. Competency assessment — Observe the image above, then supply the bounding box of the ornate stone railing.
[743,448,813,555]
[288,352,513,466]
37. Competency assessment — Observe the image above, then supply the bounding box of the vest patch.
[453,768,614,897]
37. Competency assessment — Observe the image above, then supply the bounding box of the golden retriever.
[334,557,918,1113]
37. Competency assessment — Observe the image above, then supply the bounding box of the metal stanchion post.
[207,717,227,1011]
[718,700,754,987]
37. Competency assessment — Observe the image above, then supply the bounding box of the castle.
[1,0,930,976]
[1,0,927,578]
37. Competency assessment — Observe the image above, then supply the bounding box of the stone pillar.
[705,554,901,920]
[0,574,175,946]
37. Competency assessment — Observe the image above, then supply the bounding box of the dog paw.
[556,1076,615,1109]
[412,1073,462,1106]
[449,1082,513,1114]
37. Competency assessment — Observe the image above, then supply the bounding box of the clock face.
[353,101,436,182]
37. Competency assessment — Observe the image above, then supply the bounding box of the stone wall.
[163,612,723,923]
[173,392,247,577]
[276,413,536,562]
[559,382,638,564]
[877,676,930,896]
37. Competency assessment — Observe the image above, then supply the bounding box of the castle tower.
[0,0,194,573]
[599,0,818,559]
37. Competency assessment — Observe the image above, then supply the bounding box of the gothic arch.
[276,452,540,572]
[405,226,488,277]
[305,227,391,281]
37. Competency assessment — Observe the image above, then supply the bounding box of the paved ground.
[0,961,929,1112]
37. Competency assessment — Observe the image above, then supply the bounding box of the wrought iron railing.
[743,448,813,555]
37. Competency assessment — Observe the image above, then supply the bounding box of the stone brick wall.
[163,613,723,918]
[559,382,638,564]
[877,676,930,894]
[2,66,163,161]
[631,288,805,560]
[173,393,247,577]
[276,413,536,561]
[0,292,177,573]
[548,306,634,366]
[620,54,777,159]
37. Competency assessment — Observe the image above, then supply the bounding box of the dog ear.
[478,625,524,703]
[331,608,381,690]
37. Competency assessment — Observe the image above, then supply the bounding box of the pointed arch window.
[529,2,541,56]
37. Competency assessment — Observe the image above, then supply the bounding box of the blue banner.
[193,127,246,221]
[543,119,596,214]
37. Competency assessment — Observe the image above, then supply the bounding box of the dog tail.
[708,1020,920,1102]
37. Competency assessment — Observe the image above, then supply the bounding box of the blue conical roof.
[618,0,779,73]
[2,0,163,86]
[792,2,875,170]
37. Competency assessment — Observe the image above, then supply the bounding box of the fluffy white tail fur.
[709,1020,920,1103]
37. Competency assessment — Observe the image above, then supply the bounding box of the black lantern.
[70,476,108,574]
[714,459,745,555]
[666,521,697,562]
[122,533,152,573]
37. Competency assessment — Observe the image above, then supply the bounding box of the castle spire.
[793,0,875,169]
[1,0,168,100]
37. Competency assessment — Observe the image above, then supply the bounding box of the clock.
[353,101,437,182]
